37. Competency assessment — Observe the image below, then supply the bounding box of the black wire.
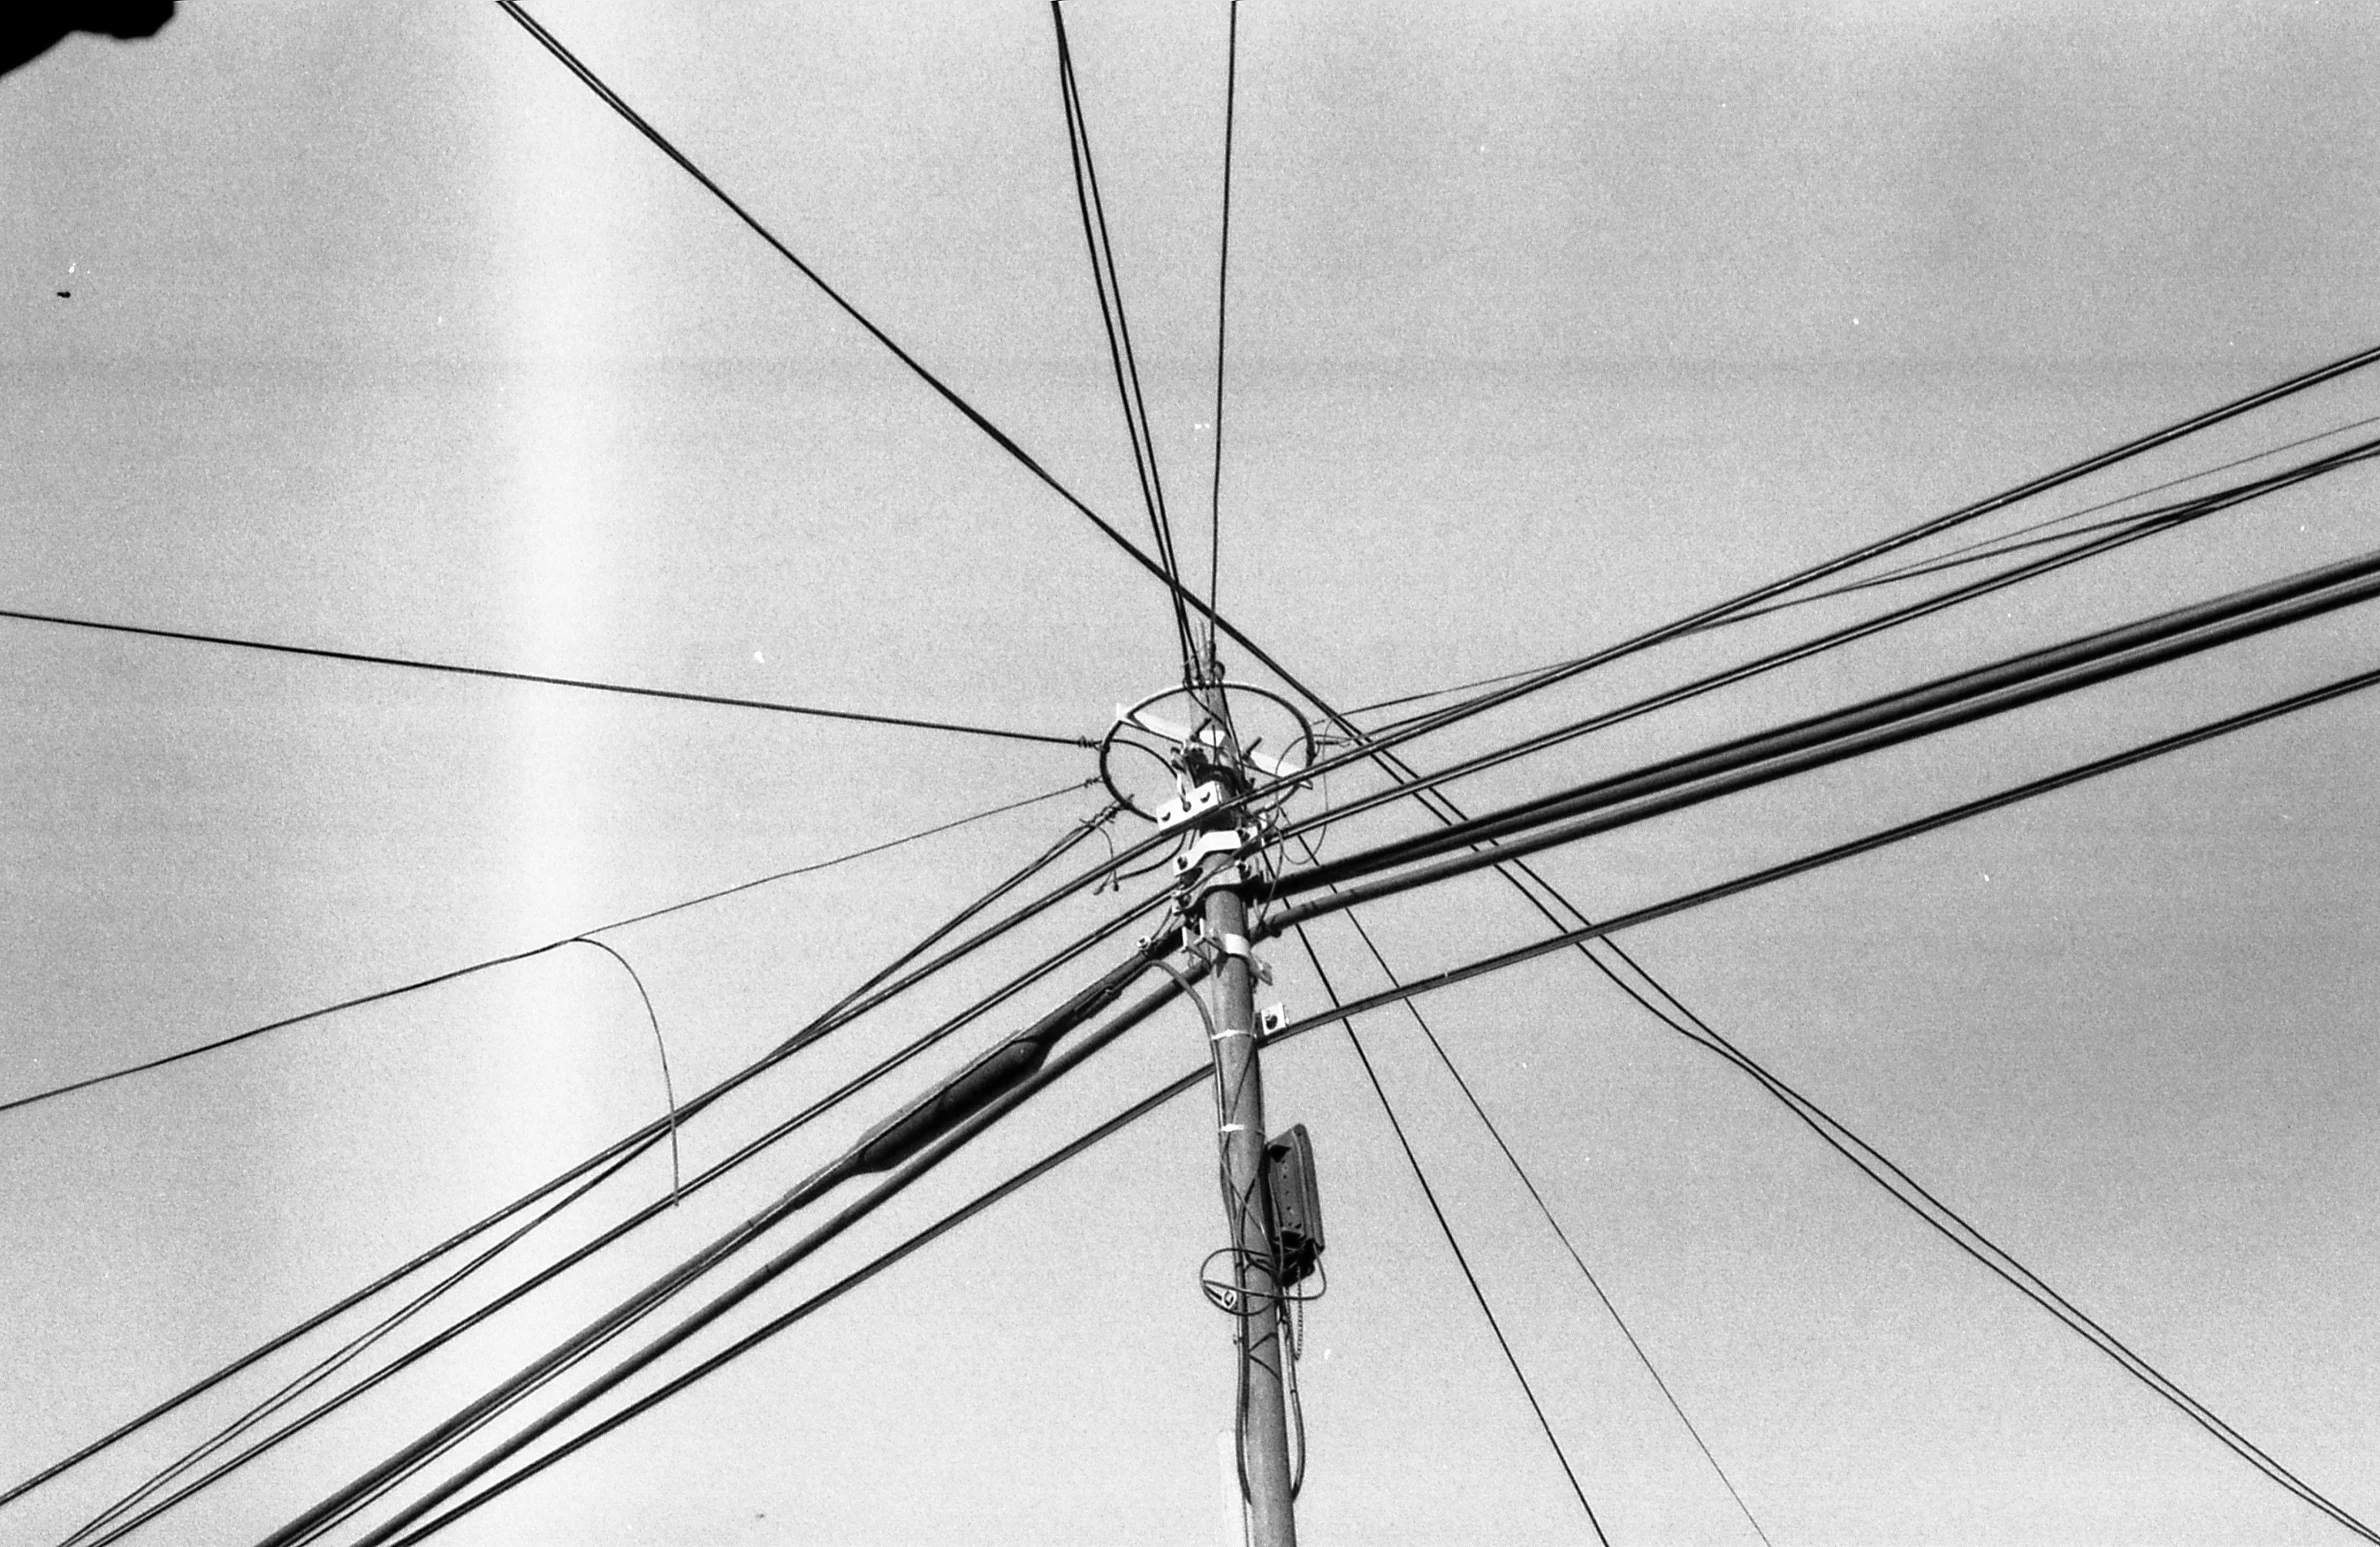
[1712,440,2380,629]
[192,656,2380,1547]
[1277,542,2380,902]
[1290,926,1612,1544]
[1345,407,2380,722]
[1300,343,2380,763]
[1739,408,2380,621]
[5,787,1114,1515]
[482,0,1375,743]
[487,0,2380,798]
[486,2,1235,688]
[1297,432,2380,822]
[1252,668,2380,1541]
[292,948,1198,1547]
[379,1064,1219,1547]
[1321,893,1775,1546]
[1050,4,1199,680]
[0,604,1092,748]
[0,778,1097,1121]
[87,831,1149,1547]
[567,938,682,1201]
[1206,0,1240,652]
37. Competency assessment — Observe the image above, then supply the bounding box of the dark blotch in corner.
[4,3,177,82]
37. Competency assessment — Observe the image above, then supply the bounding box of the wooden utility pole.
[1183,681,1299,1547]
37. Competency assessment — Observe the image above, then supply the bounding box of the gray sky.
[4,2,2378,1544]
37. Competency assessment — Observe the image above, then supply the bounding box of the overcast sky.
[4,3,2379,1545]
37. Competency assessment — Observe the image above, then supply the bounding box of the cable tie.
[1218,1123,1248,1133]
[1210,1027,1254,1043]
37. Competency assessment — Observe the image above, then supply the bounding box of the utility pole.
[1182,669,1299,1547]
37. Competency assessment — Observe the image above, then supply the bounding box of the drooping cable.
[3,785,1113,1513]
[1205,0,1241,651]
[1323,894,1774,1546]
[1289,926,1612,1544]
[0,778,1098,1121]
[265,949,1204,1547]
[61,817,1148,1547]
[562,937,681,1199]
[1708,442,2380,633]
[0,605,1091,748]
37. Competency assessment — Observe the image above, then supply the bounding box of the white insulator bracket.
[1258,1004,1289,1037]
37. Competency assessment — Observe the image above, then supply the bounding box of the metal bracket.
[1172,827,1246,877]
[1258,1004,1289,1037]
[1154,779,1228,832]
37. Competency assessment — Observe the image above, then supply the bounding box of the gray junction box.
[1265,1124,1324,1287]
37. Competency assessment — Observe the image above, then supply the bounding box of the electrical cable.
[0,605,1091,748]
[1346,407,2380,722]
[376,1064,1220,1547]
[1707,442,2380,630]
[1324,898,1775,1546]
[1336,433,2380,791]
[1206,0,1241,652]
[66,821,1151,1547]
[1289,926,1612,1545]
[490,1,1234,675]
[1288,344,2380,766]
[565,938,682,1201]
[270,947,1206,1547]
[216,648,2380,1547]
[1051,2,1200,680]
[484,1,2380,800]
[3,786,1114,1514]
[1240,671,2380,1538]
[1725,410,2380,626]
[1276,543,2380,903]
[0,778,1098,1121]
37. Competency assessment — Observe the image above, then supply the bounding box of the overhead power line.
[0,778,1099,1120]
[1721,413,2380,627]
[1318,343,2380,761]
[1348,407,2380,721]
[1206,0,1241,643]
[1249,665,2380,1542]
[484,0,2380,803]
[1291,926,1612,1544]
[1280,544,2380,904]
[383,1067,1220,1547]
[1052,1,1200,680]
[1274,435,2380,860]
[144,648,2376,1544]
[0,604,1091,748]
[1322,902,1775,1547]
[259,944,1205,1547]
[46,805,1136,1545]
[2,786,1115,1528]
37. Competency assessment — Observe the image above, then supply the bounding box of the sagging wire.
[567,937,682,1203]
[48,801,1141,1546]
